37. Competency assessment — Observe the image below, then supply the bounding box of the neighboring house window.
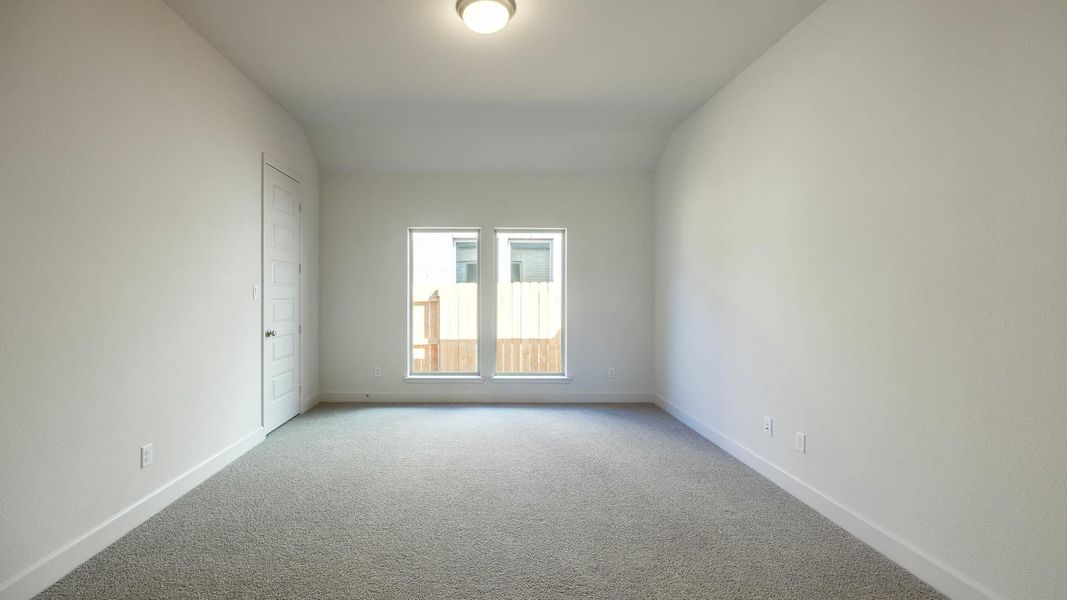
[495,229,566,376]
[455,240,478,283]
[408,228,479,375]
[509,240,552,282]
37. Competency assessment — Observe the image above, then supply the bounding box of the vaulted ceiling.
[164,0,824,173]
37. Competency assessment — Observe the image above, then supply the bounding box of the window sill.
[490,375,572,383]
[403,375,485,383]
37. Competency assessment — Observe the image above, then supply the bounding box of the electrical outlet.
[140,443,154,469]
[795,431,806,454]
[608,367,616,379]
[762,416,773,436]
[374,366,382,377]
[252,284,259,300]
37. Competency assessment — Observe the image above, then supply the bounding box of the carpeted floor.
[37,403,944,599]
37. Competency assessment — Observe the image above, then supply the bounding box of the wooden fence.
[412,282,562,374]
[496,333,562,374]
[413,337,561,374]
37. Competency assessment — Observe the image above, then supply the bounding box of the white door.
[263,162,301,432]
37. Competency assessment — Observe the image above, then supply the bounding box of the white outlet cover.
[795,431,806,453]
[140,443,154,468]
[374,367,382,377]
[763,416,773,436]
[608,367,616,378]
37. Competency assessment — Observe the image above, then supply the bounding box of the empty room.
[2,1,1065,599]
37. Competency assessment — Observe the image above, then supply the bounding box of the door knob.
[265,329,276,337]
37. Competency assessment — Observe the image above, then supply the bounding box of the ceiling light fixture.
[456,0,516,35]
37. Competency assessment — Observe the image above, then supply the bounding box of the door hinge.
[298,324,302,334]
[299,202,303,213]
[298,264,302,273]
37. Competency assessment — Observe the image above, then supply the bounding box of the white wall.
[321,172,653,402]
[653,1,1067,598]
[0,0,320,592]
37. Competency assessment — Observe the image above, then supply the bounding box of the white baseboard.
[0,428,265,600]
[651,395,1002,600]
[301,392,324,414]
[318,391,653,404]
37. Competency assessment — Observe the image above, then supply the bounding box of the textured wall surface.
[653,1,1067,598]
[0,0,320,585]
[320,172,654,401]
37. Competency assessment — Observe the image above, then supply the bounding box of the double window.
[407,228,567,379]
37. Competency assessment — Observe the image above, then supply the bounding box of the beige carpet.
[37,403,944,599]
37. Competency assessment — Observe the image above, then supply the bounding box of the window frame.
[405,227,483,381]
[492,228,569,381]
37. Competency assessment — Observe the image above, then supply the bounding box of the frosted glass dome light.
[457,0,516,35]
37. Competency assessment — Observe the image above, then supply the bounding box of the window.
[509,240,551,282]
[495,229,566,376]
[455,240,478,283]
[409,229,479,375]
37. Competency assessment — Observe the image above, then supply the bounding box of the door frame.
[262,153,302,430]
